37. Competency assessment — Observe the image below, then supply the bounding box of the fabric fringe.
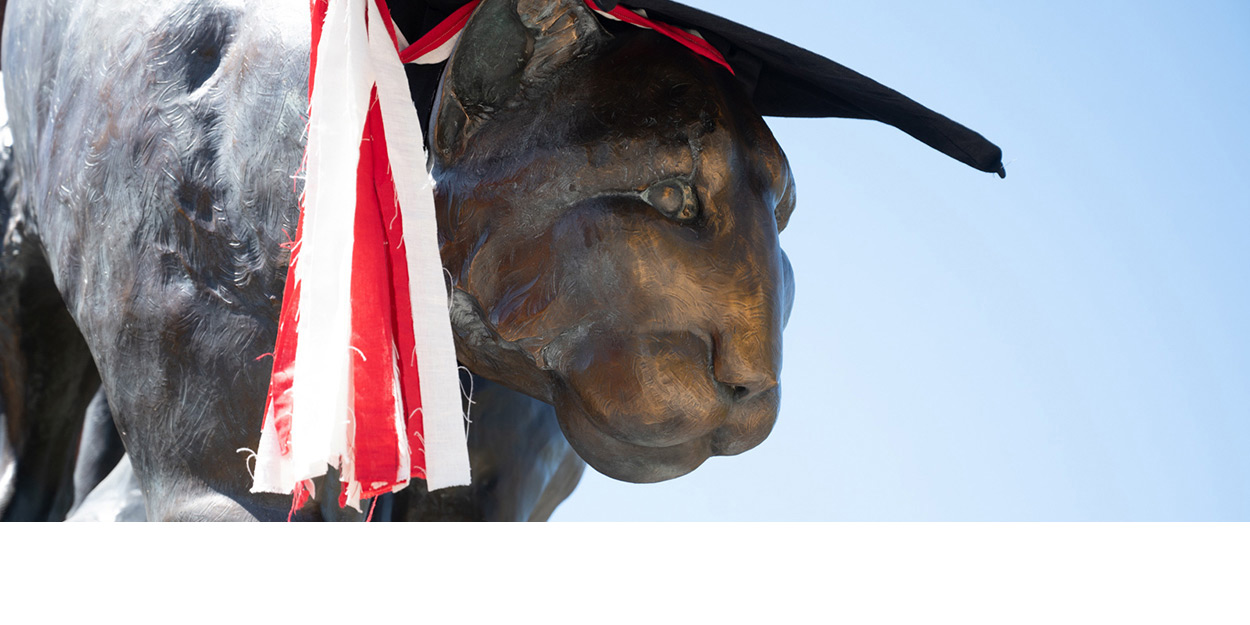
[252,0,471,514]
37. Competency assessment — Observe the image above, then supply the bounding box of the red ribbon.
[398,0,734,74]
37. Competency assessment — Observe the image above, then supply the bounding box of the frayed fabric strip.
[252,0,471,514]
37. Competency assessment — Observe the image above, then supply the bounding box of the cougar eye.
[641,178,700,223]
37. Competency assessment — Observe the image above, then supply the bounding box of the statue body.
[0,0,795,520]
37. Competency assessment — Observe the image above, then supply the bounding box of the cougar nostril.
[710,331,779,403]
[721,376,776,402]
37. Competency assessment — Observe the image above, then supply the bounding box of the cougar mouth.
[552,387,715,483]
[551,379,780,483]
[544,328,780,483]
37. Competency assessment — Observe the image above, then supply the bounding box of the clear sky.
[553,0,1250,520]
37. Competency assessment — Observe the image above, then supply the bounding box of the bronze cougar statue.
[0,0,1001,520]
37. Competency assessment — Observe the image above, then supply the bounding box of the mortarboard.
[390,0,1005,176]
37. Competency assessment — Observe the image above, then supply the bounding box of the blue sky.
[553,0,1250,520]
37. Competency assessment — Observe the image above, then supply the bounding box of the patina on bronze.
[434,0,795,484]
[0,0,1001,521]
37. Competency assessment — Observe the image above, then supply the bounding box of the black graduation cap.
[391,0,1005,177]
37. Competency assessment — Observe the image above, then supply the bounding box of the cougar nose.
[711,330,779,401]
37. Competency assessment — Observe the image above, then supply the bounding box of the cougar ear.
[432,0,607,161]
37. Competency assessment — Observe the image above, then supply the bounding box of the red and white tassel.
[252,0,471,513]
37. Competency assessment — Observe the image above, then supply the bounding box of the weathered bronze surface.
[437,0,795,484]
[0,0,794,520]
